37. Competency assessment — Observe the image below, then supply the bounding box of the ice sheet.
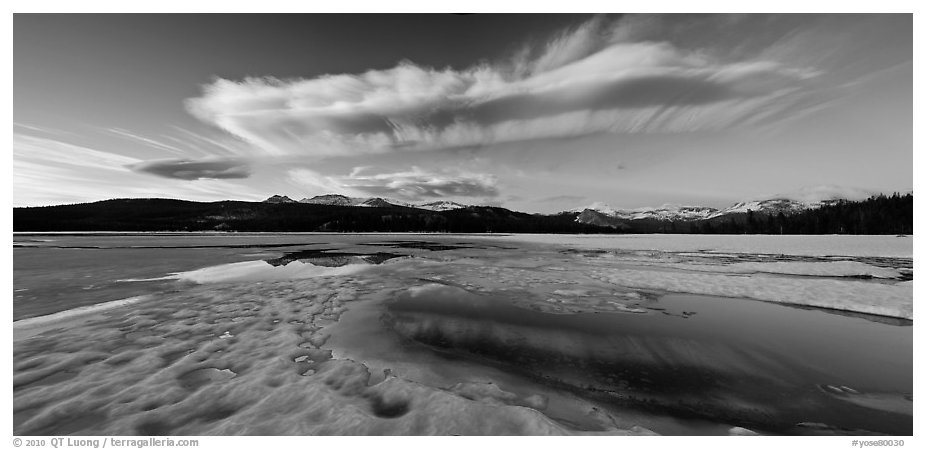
[629,260,904,279]
[13,234,912,435]
[486,234,913,258]
[588,268,912,319]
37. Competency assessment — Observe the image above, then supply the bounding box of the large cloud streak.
[131,158,252,180]
[345,167,499,199]
[186,15,823,157]
[287,166,499,201]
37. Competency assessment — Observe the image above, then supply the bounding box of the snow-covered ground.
[474,234,913,318]
[13,266,654,436]
[588,268,911,319]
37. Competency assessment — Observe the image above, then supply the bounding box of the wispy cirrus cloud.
[107,128,190,157]
[102,126,268,181]
[185,15,824,157]
[13,132,269,206]
[14,122,77,137]
[105,126,259,159]
[14,132,141,170]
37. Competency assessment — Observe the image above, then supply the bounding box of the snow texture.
[13,263,656,435]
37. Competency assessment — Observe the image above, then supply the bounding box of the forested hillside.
[13,199,615,233]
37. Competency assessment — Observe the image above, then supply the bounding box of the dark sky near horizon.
[16,14,593,126]
[14,14,913,210]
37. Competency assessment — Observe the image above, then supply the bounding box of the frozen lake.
[12,233,913,435]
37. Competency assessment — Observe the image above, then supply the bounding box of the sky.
[13,13,913,212]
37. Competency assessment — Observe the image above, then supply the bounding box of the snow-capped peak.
[299,194,355,206]
[286,193,467,210]
[417,200,468,211]
[710,198,812,218]
[570,202,618,215]
[357,198,395,207]
[572,195,856,224]
[573,202,719,221]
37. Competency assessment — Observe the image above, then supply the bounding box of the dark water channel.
[336,284,912,435]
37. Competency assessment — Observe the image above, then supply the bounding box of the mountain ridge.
[267,194,468,211]
[276,192,871,219]
[15,192,911,235]
[573,197,846,223]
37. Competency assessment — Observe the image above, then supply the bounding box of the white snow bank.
[590,268,912,319]
[165,260,373,284]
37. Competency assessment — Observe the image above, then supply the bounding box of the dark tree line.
[13,199,618,234]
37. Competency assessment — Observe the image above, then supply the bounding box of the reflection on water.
[264,249,403,267]
[379,284,912,435]
[360,240,476,251]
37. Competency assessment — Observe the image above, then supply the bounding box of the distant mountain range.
[264,194,469,211]
[270,193,841,223]
[571,197,843,226]
[13,192,912,234]
[569,193,912,235]
[260,190,911,235]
